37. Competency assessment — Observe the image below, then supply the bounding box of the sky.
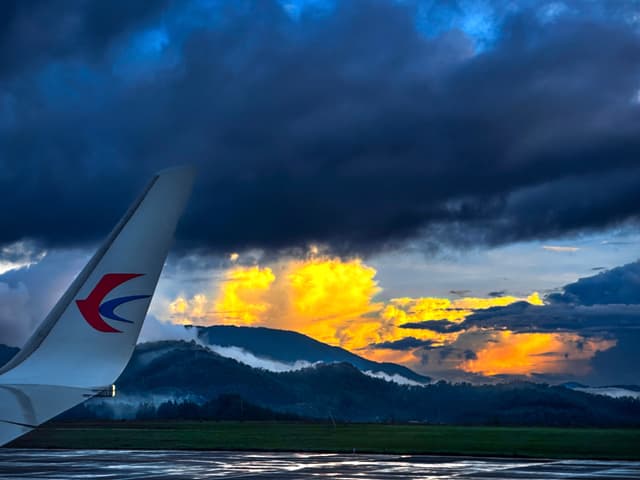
[1,0,640,385]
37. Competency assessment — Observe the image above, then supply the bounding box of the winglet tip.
[155,164,197,180]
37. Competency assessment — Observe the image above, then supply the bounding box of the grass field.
[9,421,640,459]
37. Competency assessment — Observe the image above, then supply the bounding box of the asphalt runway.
[0,449,639,479]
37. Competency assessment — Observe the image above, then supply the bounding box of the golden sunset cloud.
[167,255,612,377]
[462,331,616,376]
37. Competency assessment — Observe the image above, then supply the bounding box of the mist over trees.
[48,341,640,427]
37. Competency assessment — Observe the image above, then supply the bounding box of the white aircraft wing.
[0,166,194,446]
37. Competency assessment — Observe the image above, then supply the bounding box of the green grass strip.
[10,421,640,460]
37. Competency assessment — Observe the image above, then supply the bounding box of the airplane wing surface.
[0,166,194,446]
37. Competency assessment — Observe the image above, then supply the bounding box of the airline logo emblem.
[76,273,150,333]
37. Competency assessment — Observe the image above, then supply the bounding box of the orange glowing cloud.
[214,266,276,324]
[381,292,543,326]
[364,292,546,367]
[281,257,384,348]
[169,266,275,325]
[169,257,384,349]
[167,254,609,378]
[462,331,616,376]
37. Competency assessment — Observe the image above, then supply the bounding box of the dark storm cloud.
[487,291,506,298]
[588,331,640,385]
[400,319,464,333]
[368,337,435,350]
[398,261,640,384]
[460,301,640,335]
[416,344,479,373]
[1,0,640,253]
[449,289,471,297]
[549,261,640,305]
[401,262,640,336]
[0,0,169,77]
[463,349,477,360]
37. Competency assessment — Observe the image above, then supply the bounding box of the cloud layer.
[399,261,640,383]
[0,1,639,253]
[0,245,637,384]
[164,255,640,384]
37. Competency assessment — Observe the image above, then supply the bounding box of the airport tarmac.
[0,449,639,479]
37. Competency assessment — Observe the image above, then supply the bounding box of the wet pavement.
[0,449,639,479]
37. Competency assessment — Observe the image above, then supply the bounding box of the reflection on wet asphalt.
[0,449,639,479]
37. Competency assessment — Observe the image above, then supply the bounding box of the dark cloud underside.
[549,261,640,306]
[368,337,435,350]
[0,0,639,253]
[401,262,640,336]
[399,261,640,383]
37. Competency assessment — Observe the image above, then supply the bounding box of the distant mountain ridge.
[2,341,640,426]
[196,325,430,383]
[97,341,640,425]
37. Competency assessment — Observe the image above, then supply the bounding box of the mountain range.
[1,326,640,426]
[105,340,640,425]
[195,325,429,383]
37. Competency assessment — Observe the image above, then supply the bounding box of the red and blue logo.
[76,273,150,333]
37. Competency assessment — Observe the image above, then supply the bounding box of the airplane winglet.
[0,166,194,446]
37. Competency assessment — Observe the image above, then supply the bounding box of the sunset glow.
[2,0,640,450]
[462,331,616,376]
[161,254,613,378]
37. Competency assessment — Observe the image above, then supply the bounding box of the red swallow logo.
[76,273,150,333]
